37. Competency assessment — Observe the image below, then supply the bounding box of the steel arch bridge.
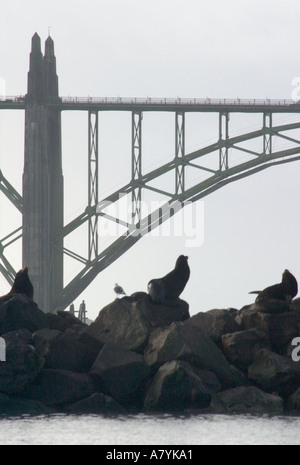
[1,34,300,312]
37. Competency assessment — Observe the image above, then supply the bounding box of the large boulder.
[45,311,86,332]
[252,300,291,314]
[236,306,300,354]
[0,392,54,416]
[66,392,126,415]
[0,295,48,334]
[144,360,220,411]
[186,309,240,346]
[32,328,62,357]
[262,312,300,354]
[236,305,262,329]
[221,329,271,372]
[22,369,96,407]
[0,329,44,394]
[37,328,103,373]
[86,293,190,353]
[90,343,151,406]
[144,322,245,388]
[210,386,283,415]
[286,387,300,413]
[248,349,300,397]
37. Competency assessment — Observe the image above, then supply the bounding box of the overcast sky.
[1,0,300,320]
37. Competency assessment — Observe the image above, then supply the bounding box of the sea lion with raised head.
[148,255,190,304]
[249,269,298,304]
[9,267,34,300]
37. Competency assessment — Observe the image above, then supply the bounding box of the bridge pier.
[22,33,63,312]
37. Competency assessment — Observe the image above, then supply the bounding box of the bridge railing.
[60,96,297,106]
[0,95,299,108]
[0,96,25,102]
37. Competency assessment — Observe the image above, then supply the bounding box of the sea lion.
[9,267,34,300]
[249,269,298,304]
[148,255,190,304]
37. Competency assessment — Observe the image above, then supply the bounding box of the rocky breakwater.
[1,272,300,416]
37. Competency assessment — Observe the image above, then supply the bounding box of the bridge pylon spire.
[23,33,63,312]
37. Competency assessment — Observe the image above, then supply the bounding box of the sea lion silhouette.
[9,267,34,299]
[148,255,190,304]
[249,269,298,303]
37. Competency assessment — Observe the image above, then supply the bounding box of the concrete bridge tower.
[23,33,63,312]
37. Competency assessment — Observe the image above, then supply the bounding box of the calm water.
[0,413,299,445]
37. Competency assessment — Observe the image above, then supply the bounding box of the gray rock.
[0,392,54,416]
[186,309,240,346]
[236,305,262,329]
[90,343,151,405]
[210,386,283,414]
[286,387,300,413]
[236,306,300,354]
[254,300,291,314]
[221,329,271,371]
[248,349,300,397]
[263,312,300,354]
[45,310,86,332]
[144,322,245,388]
[32,328,62,357]
[41,329,103,373]
[67,392,126,415]
[86,293,189,353]
[22,369,95,406]
[0,329,44,394]
[0,295,48,334]
[144,360,220,411]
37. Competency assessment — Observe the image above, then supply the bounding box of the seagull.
[114,283,126,297]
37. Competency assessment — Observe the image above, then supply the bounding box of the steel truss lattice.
[0,170,23,285]
[88,110,99,262]
[2,106,300,310]
[263,112,272,155]
[132,111,142,225]
[219,112,229,171]
[175,111,185,195]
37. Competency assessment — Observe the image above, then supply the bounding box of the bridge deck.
[0,98,25,110]
[1,96,300,113]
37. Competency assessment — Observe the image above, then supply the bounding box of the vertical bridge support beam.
[263,112,273,156]
[175,111,185,195]
[88,110,99,262]
[132,111,142,225]
[23,33,63,312]
[219,112,229,171]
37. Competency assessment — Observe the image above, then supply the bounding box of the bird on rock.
[114,283,126,297]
